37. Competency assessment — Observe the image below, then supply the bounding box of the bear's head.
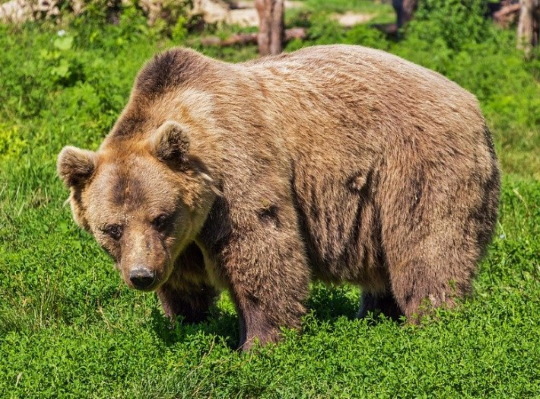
[57,120,218,291]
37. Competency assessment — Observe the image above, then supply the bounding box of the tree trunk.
[403,0,418,25]
[255,0,284,56]
[517,0,540,55]
[392,0,418,28]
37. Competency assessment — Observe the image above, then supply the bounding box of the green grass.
[302,0,394,17]
[287,0,395,27]
[1,2,540,397]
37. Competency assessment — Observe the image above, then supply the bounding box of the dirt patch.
[226,1,373,27]
[333,11,375,27]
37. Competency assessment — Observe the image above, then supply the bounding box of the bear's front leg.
[219,205,311,350]
[157,243,218,323]
[157,282,218,323]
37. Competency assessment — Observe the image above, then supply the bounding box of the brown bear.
[57,45,500,350]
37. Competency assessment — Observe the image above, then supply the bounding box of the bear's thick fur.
[58,45,500,349]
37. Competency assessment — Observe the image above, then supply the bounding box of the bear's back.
[242,45,481,130]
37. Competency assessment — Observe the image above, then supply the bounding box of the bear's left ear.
[151,121,190,164]
[57,146,97,188]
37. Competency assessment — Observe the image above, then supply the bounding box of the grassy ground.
[1,2,540,397]
[300,0,395,22]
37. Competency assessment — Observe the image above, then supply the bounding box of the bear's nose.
[129,267,156,290]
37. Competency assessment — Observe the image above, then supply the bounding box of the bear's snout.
[129,267,157,291]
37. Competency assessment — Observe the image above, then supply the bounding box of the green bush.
[344,23,389,50]
[407,0,492,51]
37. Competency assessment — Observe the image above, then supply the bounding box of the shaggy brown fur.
[57,45,500,350]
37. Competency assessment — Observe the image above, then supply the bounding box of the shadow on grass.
[307,284,359,320]
[150,283,400,348]
[150,306,240,349]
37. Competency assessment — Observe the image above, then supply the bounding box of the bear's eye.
[102,224,123,240]
[152,214,173,232]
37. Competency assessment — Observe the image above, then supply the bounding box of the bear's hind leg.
[389,259,465,323]
[381,147,499,322]
[383,191,490,322]
[358,291,403,321]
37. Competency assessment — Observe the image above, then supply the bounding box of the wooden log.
[493,3,521,27]
[199,27,306,47]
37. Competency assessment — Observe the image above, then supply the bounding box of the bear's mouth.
[128,280,160,292]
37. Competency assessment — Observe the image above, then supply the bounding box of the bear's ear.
[57,146,97,188]
[151,121,190,164]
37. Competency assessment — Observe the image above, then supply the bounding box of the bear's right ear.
[151,121,190,164]
[57,146,97,188]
